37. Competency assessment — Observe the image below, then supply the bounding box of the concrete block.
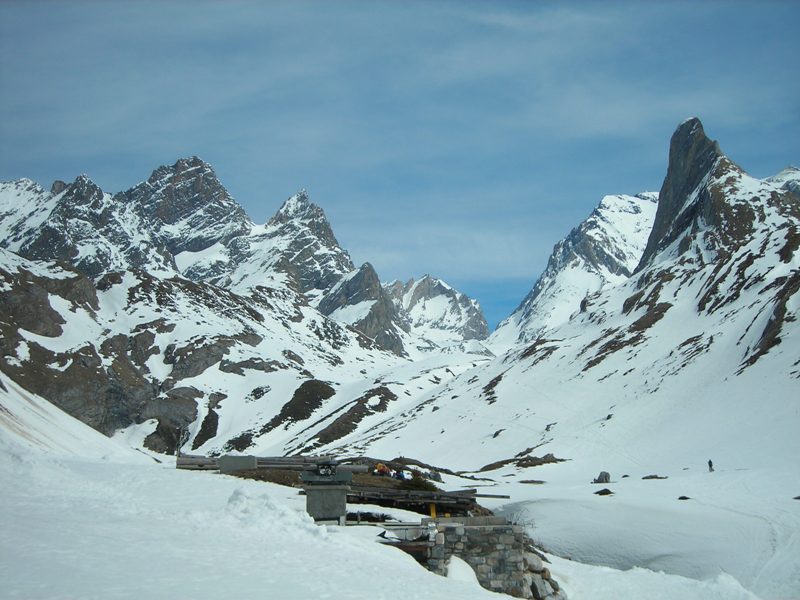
[304,485,348,523]
[218,455,257,473]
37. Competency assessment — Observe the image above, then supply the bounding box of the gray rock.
[593,471,611,484]
[319,262,408,355]
[530,573,551,600]
[263,190,354,294]
[121,156,252,256]
[524,552,544,572]
[637,117,723,270]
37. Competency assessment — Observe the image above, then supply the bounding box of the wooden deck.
[176,455,336,471]
[176,454,508,517]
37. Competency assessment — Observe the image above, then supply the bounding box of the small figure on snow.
[708,459,714,473]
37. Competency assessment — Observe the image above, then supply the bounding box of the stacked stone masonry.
[425,519,566,600]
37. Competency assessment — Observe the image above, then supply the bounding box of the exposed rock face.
[300,386,397,452]
[264,190,355,295]
[0,253,157,436]
[520,117,800,374]
[1,164,488,356]
[1,157,251,280]
[0,246,394,454]
[120,156,252,256]
[637,118,727,269]
[0,117,798,477]
[491,192,657,350]
[2,174,174,278]
[319,263,408,355]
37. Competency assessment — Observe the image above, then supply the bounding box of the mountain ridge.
[0,162,487,356]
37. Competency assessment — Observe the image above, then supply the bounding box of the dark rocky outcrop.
[303,386,398,450]
[119,156,252,256]
[637,118,725,270]
[258,379,337,436]
[319,263,408,355]
[265,190,354,295]
[0,259,157,435]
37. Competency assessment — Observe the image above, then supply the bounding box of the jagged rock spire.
[637,117,725,270]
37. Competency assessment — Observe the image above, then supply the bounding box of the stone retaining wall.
[424,518,566,600]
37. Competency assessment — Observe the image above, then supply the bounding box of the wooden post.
[429,502,437,518]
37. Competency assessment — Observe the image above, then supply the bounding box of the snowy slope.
[1,117,797,599]
[0,365,768,600]
[253,118,798,598]
[0,246,403,455]
[0,350,770,600]
[491,192,657,352]
[0,415,498,600]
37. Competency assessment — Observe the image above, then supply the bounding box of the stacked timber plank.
[176,454,363,472]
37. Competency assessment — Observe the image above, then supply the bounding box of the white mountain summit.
[490,192,658,352]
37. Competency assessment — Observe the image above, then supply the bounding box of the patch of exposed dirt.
[258,379,336,437]
[478,453,566,473]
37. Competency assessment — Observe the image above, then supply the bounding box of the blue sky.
[1,1,798,328]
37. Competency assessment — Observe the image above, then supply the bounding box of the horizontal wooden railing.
[176,454,368,472]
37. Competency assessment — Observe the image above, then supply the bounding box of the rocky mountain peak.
[766,166,800,196]
[404,275,458,309]
[50,180,68,195]
[269,189,329,227]
[490,192,658,351]
[637,117,730,269]
[260,190,354,295]
[317,262,409,356]
[145,156,212,186]
[120,157,251,255]
[384,274,489,346]
[59,175,105,209]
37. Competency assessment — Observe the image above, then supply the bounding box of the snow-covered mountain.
[0,246,398,453]
[0,175,177,278]
[0,162,485,356]
[490,192,658,351]
[201,188,355,295]
[385,275,489,347]
[1,118,798,598]
[303,118,799,465]
[317,262,410,356]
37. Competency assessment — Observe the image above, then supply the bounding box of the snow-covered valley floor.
[1,375,798,599]
[488,463,799,600]
[2,448,796,599]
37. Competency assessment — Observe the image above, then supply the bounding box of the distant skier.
[708,459,714,472]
